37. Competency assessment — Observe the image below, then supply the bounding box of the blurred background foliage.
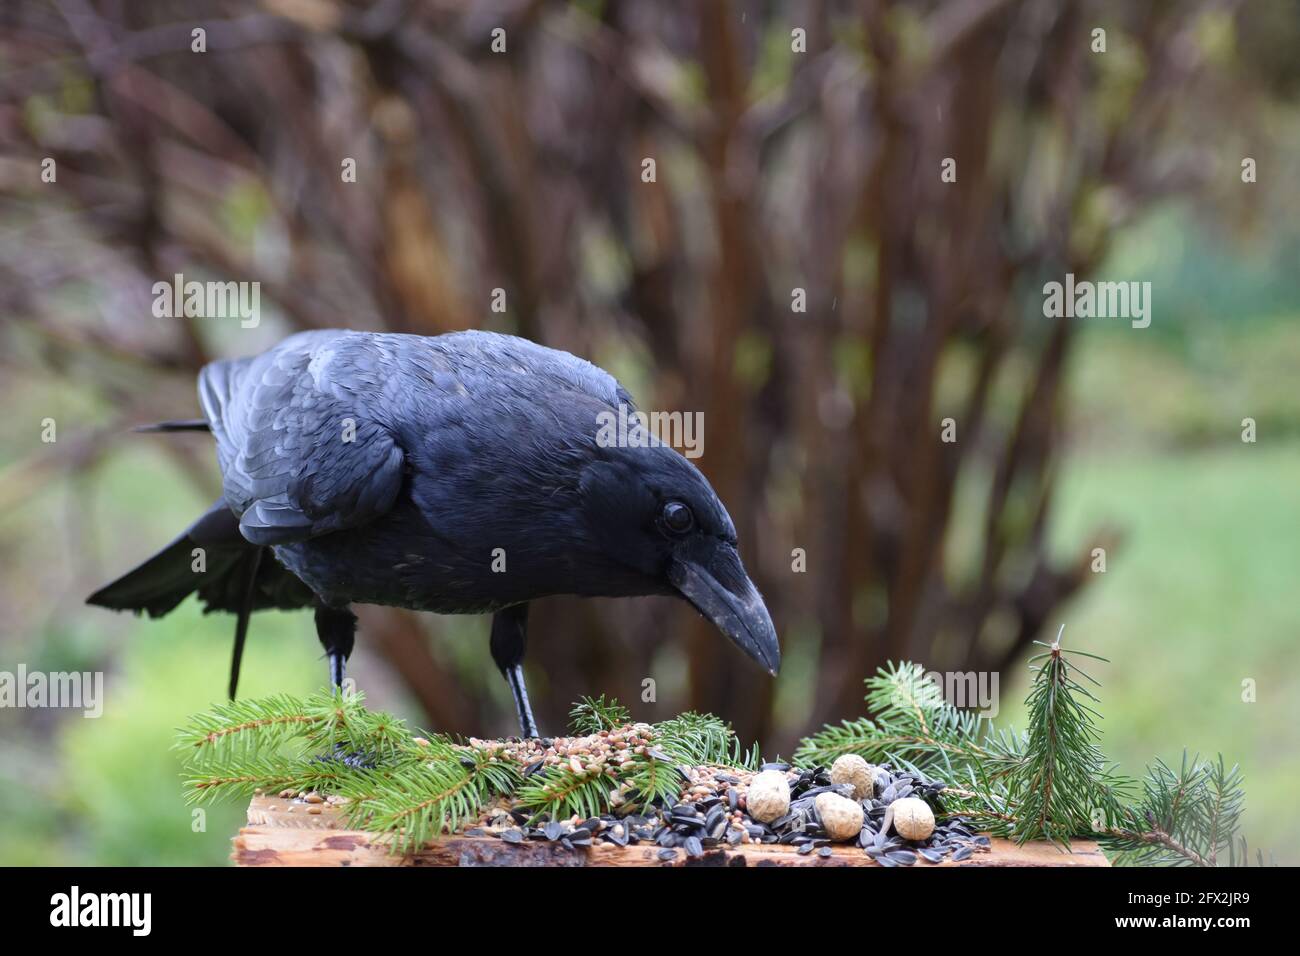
[1,0,1298,864]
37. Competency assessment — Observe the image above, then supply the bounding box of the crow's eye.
[661,501,694,535]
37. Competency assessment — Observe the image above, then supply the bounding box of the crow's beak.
[669,541,780,676]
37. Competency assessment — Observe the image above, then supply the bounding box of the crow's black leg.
[315,605,357,691]
[490,603,539,737]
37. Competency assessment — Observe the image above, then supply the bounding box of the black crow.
[87,329,779,735]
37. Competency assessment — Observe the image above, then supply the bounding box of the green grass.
[0,438,328,865]
[0,609,324,866]
[1036,443,1300,863]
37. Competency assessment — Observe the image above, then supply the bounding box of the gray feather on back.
[198,329,634,548]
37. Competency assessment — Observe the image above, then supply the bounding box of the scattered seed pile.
[452,731,990,865]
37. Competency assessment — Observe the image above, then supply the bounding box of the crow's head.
[578,435,780,676]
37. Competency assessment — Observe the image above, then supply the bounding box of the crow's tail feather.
[228,547,263,699]
[87,499,316,696]
[87,500,243,617]
[133,419,211,433]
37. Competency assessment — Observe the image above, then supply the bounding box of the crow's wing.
[198,331,406,546]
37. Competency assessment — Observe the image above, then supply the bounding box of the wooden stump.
[233,795,1112,867]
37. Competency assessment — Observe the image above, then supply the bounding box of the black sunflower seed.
[818,846,833,858]
[500,828,524,844]
[887,850,917,866]
[684,836,704,858]
[952,846,973,861]
[658,848,678,861]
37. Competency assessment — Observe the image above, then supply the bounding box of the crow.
[87,329,779,736]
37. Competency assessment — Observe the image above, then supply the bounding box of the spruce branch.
[1100,753,1246,867]
[794,663,999,771]
[621,751,687,811]
[1008,635,1115,845]
[176,688,408,763]
[340,747,518,853]
[515,763,613,821]
[792,632,1257,865]
[568,695,631,735]
[174,654,1260,866]
[653,711,741,766]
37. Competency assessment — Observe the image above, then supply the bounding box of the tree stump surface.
[233,795,1112,867]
